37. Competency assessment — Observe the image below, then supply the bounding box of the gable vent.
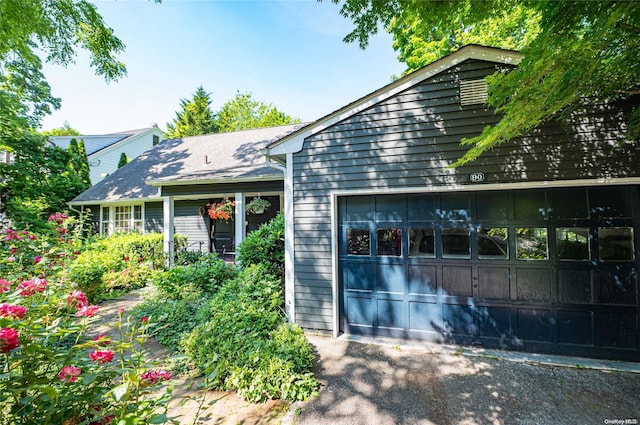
[460,79,488,106]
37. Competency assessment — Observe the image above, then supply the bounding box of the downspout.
[264,153,295,324]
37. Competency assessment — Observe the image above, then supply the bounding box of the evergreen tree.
[117,152,129,169]
[165,86,217,139]
[76,140,91,188]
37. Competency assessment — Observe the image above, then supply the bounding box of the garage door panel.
[409,301,441,332]
[344,262,375,292]
[377,263,406,294]
[595,268,637,305]
[600,312,639,349]
[346,296,373,327]
[443,304,477,337]
[408,264,437,295]
[558,311,593,346]
[377,299,405,329]
[517,309,553,342]
[478,306,513,339]
[478,267,510,300]
[442,266,473,296]
[516,268,551,301]
[558,269,592,303]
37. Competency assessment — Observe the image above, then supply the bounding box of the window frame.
[100,204,144,236]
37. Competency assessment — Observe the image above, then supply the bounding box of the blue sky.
[40,0,404,134]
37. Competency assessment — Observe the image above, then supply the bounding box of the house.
[70,45,639,361]
[262,45,640,361]
[50,125,165,185]
[69,124,306,262]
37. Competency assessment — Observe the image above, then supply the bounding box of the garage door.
[338,186,640,361]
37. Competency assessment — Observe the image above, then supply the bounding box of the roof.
[263,45,522,159]
[70,123,307,205]
[49,127,156,156]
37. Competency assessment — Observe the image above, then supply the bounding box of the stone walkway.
[89,287,289,425]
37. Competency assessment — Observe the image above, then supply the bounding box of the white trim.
[163,197,175,267]
[69,197,162,207]
[234,192,246,247]
[146,175,283,187]
[284,153,295,323]
[328,177,640,336]
[266,45,522,156]
[99,203,145,236]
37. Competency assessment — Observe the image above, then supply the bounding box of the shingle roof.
[70,123,306,204]
[49,128,152,156]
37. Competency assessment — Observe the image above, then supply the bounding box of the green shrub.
[236,214,284,280]
[68,233,187,302]
[155,254,237,298]
[133,289,209,352]
[182,264,317,402]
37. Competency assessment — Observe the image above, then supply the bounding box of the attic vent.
[460,79,488,106]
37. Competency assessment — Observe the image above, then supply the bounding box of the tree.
[117,152,129,169]
[215,92,300,133]
[0,0,128,135]
[331,0,640,165]
[165,86,218,139]
[68,139,92,188]
[42,121,81,136]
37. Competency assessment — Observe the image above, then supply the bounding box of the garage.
[339,186,640,361]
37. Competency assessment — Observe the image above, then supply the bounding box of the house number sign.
[469,172,485,183]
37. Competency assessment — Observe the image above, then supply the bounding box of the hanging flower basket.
[199,198,236,221]
[246,196,271,215]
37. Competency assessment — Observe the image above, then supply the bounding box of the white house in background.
[49,125,165,185]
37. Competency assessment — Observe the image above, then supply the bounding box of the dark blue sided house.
[264,45,640,361]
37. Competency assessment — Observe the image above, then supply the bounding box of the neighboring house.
[50,125,165,185]
[70,45,639,362]
[69,124,306,259]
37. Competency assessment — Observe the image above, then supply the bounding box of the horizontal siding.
[292,57,640,333]
[161,180,283,197]
[144,202,163,233]
[174,200,209,252]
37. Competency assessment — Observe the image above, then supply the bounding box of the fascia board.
[145,175,283,187]
[266,45,522,157]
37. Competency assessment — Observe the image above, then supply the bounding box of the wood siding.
[144,202,163,233]
[291,58,640,331]
[174,200,210,252]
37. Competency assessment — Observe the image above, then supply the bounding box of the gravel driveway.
[290,335,640,425]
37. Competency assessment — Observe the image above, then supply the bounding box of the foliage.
[41,121,81,136]
[165,86,218,139]
[215,92,300,133]
[117,152,129,169]
[0,132,91,230]
[236,214,285,280]
[245,196,271,215]
[154,254,237,299]
[67,138,92,189]
[331,0,640,164]
[182,265,317,402]
[0,218,175,424]
[0,0,127,132]
[68,233,187,303]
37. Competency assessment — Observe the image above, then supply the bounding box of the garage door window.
[557,228,590,261]
[599,227,635,262]
[517,228,548,260]
[478,228,508,259]
[409,228,435,257]
[442,228,470,259]
[347,228,370,256]
[377,229,402,256]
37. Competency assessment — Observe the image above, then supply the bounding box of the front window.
[101,205,143,235]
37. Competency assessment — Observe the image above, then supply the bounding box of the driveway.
[288,335,640,425]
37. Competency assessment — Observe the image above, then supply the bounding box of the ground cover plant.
[0,215,175,424]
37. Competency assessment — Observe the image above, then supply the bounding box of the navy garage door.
[338,186,640,361]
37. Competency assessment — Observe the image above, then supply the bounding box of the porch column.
[163,196,175,267]
[234,192,245,249]
[284,153,295,323]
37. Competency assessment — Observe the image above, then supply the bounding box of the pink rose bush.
[0,221,174,424]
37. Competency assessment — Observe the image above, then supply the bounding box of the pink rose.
[141,316,149,323]
[7,256,15,263]
[0,279,12,293]
[34,255,41,264]
[89,350,114,364]
[67,290,88,309]
[0,304,27,319]
[17,278,47,296]
[75,305,99,318]
[58,365,82,383]
[140,369,171,386]
[0,328,19,353]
